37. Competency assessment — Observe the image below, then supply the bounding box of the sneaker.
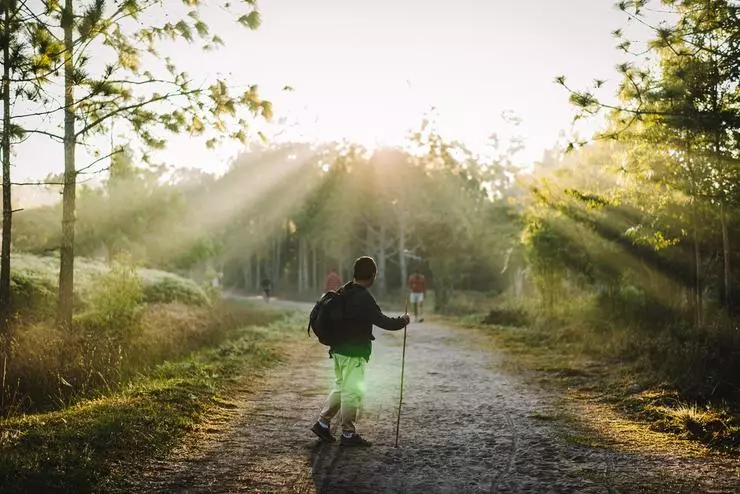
[340,434,372,447]
[311,421,335,442]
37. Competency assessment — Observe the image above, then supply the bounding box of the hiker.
[211,271,222,289]
[325,268,342,293]
[311,256,410,447]
[407,270,426,322]
[260,277,272,302]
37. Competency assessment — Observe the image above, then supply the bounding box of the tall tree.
[559,0,740,322]
[45,0,272,327]
[0,0,60,331]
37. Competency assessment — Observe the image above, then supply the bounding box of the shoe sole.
[311,427,335,442]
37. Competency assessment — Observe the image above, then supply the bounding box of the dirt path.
[129,300,739,493]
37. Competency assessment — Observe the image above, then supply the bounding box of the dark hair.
[353,256,377,281]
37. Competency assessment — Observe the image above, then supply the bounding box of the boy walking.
[311,256,410,447]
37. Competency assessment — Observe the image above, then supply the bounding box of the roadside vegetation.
[0,254,296,493]
[442,291,740,455]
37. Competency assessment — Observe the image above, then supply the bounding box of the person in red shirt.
[407,270,426,322]
[325,268,342,293]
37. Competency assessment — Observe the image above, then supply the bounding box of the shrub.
[84,260,144,343]
[482,306,529,327]
[9,271,56,322]
[9,254,208,323]
[140,273,209,306]
[1,299,283,417]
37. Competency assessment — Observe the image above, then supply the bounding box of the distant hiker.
[211,272,222,289]
[311,256,410,447]
[325,268,342,293]
[407,270,426,322]
[261,277,272,302]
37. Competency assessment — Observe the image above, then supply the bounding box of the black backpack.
[308,289,346,346]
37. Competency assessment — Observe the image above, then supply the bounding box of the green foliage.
[481,306,529,327]
[2,284,284,416]
[8,254,208,321]
[140,273,209,306]
[81,258,144,342]
[9,270,57,322]
[0,310,296,493]
[39,0,272,157]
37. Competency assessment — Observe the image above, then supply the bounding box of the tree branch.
[75,88,201,137]
[76,149,123,175]
[12,181,64,186]
[22,128,66,141]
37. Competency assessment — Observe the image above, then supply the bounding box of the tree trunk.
[311,244,317,296]
[271,237,276,286]
[710,55,731,316]
[435,274,450,313]
[319,249,326,294]
[720,199,731,313]
[0,4,13,340]
[255,258,261,292]
[58,0,76,329]
[242,258,252,291]
[0,5,13,334]
[398,216,408,291]
[275,235,282,288]
[297,237,304,293]
[341,254,348,285]
[692,204,702,327]
[377,223,387,298]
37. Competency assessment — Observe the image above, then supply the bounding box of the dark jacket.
[331,282,406,361]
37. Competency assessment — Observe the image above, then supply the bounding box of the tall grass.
[0,314,298,493]
[1,255,279,417]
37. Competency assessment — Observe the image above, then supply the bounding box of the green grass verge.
[0,311,302,493]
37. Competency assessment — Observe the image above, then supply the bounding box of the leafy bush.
[9,271,57,322]
[65,260,146,391]
[482,306,529,327]
[442,290,498,316]
[629,320,740,400]
[83,260,144,341]
[139,272,209,306]
[8,255,208,324]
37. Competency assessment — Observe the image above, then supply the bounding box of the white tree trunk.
[312,245,318,296]
[243,256,251,291]
[300,237,310,294]
[298,238,304,293]
[378,223,387,297]
[256,258,261,292]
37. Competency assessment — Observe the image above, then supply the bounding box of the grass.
[0,310,302,494]
[11,253,209,320]
[3,255,238,416]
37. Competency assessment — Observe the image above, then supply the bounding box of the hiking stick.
[394,296,409,448]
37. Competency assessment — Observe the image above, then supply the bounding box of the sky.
[13,0,646,184]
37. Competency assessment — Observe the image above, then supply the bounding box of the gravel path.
[128,300,740,493]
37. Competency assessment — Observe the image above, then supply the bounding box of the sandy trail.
[128,299,739,493]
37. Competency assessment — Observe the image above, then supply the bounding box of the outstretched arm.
[367,298,409,331]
